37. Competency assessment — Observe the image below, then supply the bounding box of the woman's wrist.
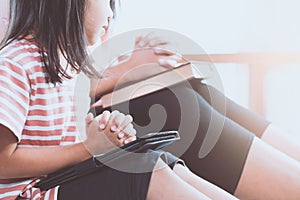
[107,60,136,84]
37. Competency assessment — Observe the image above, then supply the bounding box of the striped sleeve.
[0,57,30,142]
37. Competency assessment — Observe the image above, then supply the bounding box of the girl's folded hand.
[83,111,136,155]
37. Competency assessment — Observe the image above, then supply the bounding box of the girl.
[0,0,237,199]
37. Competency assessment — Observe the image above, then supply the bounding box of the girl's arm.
[0,111,136,179]
[0,126,90,179]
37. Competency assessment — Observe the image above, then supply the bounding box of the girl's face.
[85,0,113,45]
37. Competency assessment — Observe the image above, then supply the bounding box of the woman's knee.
[235,137,300,199]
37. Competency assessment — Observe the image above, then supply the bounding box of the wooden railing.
[184,53,300,116]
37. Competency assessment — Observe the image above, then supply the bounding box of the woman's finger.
[134,35,144,47]
[153,46,179,55]
[137,32,155,47]
[158,59,179,68]
[157,53,183,68]
[136,32,169,48]
[158,54,182,62]
[148,38,169,47]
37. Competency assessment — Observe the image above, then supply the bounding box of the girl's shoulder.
[0,38,40,61]
[0,38,43,74]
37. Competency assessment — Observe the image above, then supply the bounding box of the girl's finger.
[113,113,126,131]
[118,115,133,132]
[85,113,94,125]
[117,131,126,140]
[108,110,121,132]
[122,123,136,136]
[85,113,95,131]
[98,110,111,130]
[124,136,137,144]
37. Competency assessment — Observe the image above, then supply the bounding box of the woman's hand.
[115,32,183,83]
[83,111,136,155]
[90,32,184,97]
[131,32,182,67]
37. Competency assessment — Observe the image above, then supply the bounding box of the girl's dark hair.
[1,0,118,84]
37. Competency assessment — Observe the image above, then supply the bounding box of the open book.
[97,62,214,108]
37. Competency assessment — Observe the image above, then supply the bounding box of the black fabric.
[37,131,180,192]
[161,151,186,169]
[57,151,157,200]
[57,151,182,200]
[95,81,255,194]
[58,164,152,200]
[190,80,271,138]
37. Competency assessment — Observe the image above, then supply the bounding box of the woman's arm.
[90,61,130,97]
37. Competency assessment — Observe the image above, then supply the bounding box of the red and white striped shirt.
[0,38,78,200]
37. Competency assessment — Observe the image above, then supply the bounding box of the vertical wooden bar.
[248,65,268,116]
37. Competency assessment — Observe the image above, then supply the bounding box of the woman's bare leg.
[173,164,238,200]
[235,137,300,200]
[261,124,300,162]
[147,159,211,200]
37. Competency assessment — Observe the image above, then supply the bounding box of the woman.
[90,1,300,199]
[0,0,241,199]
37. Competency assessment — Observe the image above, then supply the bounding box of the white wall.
[115,0,248,53]
[241,0,300,52]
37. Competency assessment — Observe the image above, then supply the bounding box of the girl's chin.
[88,29,106,45]
[87,38,102,52]
[87,35,102,46]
